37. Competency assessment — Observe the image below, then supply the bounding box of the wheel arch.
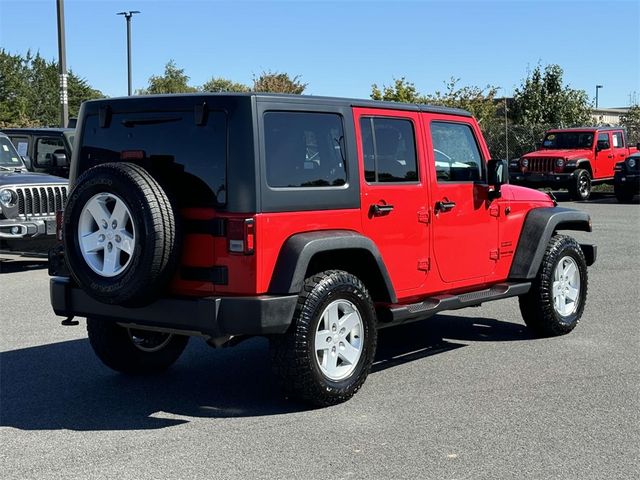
[508,207,593,280]
[268,230,397,303]
[574,159,592,175]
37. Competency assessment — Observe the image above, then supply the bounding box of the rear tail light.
[56,210,64,242]
[227,218,255,255]
[120,150,145,160]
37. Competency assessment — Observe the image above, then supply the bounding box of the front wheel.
[87,318,189,374]
[568,169,592,201]
[519,235,588,337]
[270,270,377,407]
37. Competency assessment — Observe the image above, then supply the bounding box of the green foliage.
[511,64,592,127]
[252,70,306,94]
[620,104,640,145]
[371,77,421,103]
[138,60,199,95]
[424,77,500,126]
[201,77,250,93]
[0,49,104,127]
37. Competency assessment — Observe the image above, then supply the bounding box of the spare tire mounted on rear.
[63,162,179,306]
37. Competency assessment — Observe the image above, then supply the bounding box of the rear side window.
[612,132,624,148]
[80,111,227,206]
[359,117,418,183]
[430,122,483,182]
[264,112,346,188]
[35,137,65,167]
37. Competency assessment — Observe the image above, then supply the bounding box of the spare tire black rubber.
[63,162,180,306]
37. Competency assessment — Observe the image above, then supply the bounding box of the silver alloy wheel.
[552,256,581,317]
[314,299,364,381]
[78,192,136,277]
[578,174,590,197]
[127,328,173,352]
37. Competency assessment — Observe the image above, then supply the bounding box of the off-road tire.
[87,318,189,374]
[568,169,592,201]
[64,162,179,306]
[519,235,588,337]
[270,270,377,407]
[614,183,635,203]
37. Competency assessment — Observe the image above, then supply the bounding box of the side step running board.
[377,282,531,328]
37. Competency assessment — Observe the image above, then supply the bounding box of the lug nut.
[107,243,113,252]
[112,220,117,229]
[101,220,108,229]
[332,324,337,332]
[115,235,121,243]
[98,234,105,242]
[326,336,332,343]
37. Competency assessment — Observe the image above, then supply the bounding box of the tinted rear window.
[264,112,346,188]
[80,111,227,206]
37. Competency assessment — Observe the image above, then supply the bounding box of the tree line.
[1,50,638,158]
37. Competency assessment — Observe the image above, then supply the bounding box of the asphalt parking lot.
[1,193,638,480]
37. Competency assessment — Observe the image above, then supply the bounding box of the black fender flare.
[268,230,397,303]
[508,207,594,280]
[572,159,591,174]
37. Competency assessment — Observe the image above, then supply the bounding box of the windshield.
[542,132,594,149]
[63,131,76,151]
[0,136,25,168]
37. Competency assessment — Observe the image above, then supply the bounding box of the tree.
[620,104,640,145]
[370,77,421,103]
[511,64,592,127]
[0,49,103,127]
[252,70,306,94]
[138,60,198,94]
[424,77,500,126]
[201,77,250,93]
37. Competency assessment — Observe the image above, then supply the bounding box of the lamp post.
[117,11,140,96]
[56,0,68,127]
[595,84,603,109]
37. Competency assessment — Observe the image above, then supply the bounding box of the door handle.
[607,154,613,158]
[435,200,456,213]
[370,203,394,216]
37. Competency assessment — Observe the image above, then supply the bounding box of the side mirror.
[487,159,508,200]
[21,156,32,170]
[53,152,69,167]
[636,142,640,150]
[596,140,610,151]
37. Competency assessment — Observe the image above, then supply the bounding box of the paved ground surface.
[1,193,638,480]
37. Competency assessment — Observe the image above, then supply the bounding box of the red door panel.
[423,114,498,283]
[354,108,428,296]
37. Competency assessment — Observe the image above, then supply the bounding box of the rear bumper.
[50,276,298,337]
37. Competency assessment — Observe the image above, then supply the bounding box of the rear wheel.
[568,169,591,201]
[87,318,189,374]
[270,270,377,406]
[519,235,588,337]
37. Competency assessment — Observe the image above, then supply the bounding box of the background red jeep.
[510,127,638,200]
[50,94,596,406]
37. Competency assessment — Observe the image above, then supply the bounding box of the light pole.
[595,84,603,109]
[56,0,68,127]
[117,11,140,96]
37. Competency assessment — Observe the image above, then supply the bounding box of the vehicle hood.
[522,149,591,159]
[0,170,68,187]
[503,184,555,204]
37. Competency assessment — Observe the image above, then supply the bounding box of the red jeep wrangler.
[50,94,596,406]
[510,127,638,200]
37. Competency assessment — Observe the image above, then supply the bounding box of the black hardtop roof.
[1,127,74,134]
[84,92,473,117]
[546,126,626,133]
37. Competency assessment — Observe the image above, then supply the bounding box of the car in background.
[614,152,640,202]
[1,128,74,178]
[0,133,68,254]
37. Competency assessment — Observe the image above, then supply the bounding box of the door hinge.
[418,258,431,271]
[489,249,499,260]
[418,208,431,224]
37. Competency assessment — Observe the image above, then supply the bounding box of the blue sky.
[1,0,638,107]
